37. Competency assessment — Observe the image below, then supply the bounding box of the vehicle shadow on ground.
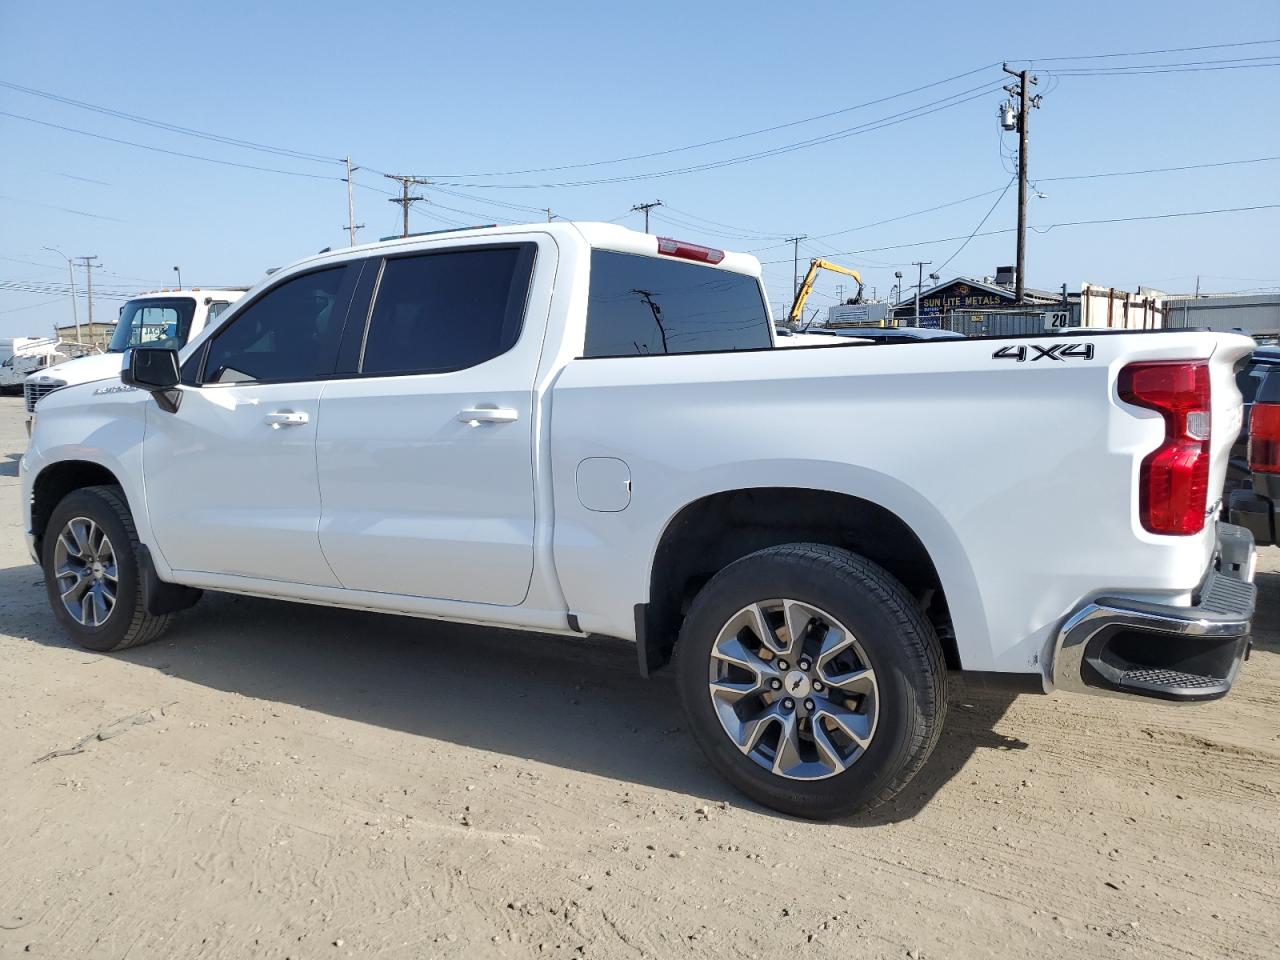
[0,453,20,478]
[1,561,1026,823]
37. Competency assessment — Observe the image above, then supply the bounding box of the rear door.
[315,239,547,605]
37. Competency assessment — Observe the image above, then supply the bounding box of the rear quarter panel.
[548,332,1253,674]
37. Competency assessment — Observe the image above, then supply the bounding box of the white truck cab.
[23,288,246,429]
[2,337,66,393]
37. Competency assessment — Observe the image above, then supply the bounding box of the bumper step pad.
[1117,667,1230,698]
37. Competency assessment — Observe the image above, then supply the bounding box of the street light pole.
[42,246,80,342]
[911,260,932,326]
[173,265,182,289]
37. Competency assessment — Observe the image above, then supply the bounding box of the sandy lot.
[0,393,1277,960]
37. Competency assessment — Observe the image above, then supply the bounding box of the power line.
[421,63,1004,179]
[659,204,791,240]
[427,82,1007,189]
[748,186,1010,252]
[0,192,126,222]
[1024,37,1280,62]
[0,78,342,164]
[1040,154,1280,182]
[0,279,133,299]
[429,185,558,215]
[0,295,67,315]
[934,177,1016,274]
[1050,61,1280,77]
[0,110,343,182]
[758,202,1280,264]
[651,214,776,243]
[743,154,1280,258]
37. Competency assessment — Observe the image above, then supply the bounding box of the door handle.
[457,406,519,425]
[264,410,310,428]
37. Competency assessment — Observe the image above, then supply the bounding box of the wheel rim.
[52,516,119,627]
[707,599,879,781]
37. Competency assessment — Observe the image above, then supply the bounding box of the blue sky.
[2,0,1278,338]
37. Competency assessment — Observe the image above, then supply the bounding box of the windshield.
[108,297,198,353]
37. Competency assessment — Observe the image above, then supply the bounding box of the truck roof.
[282,222,764,281]
[126,288,250,300]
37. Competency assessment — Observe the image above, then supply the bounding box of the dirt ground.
[0,393,1277,960]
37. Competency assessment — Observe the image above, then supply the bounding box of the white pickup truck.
[19,222,1258,818]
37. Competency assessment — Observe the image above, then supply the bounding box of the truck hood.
[27,352,124,388]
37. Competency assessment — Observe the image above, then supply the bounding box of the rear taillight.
[1249,403,1280,473]
[1118,361,1212,535]
[655,237,725,264]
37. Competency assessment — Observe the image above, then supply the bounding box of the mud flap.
[138,544,203,615]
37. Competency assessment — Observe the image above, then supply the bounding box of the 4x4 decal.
[992,343,1095,362]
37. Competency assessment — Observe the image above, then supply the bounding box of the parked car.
[20,223,1258,819]
[23,288,246,430]
[774,327,868,347]
[1227,347,1280,545]
[825,325,965,343]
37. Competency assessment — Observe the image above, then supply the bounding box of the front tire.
[42,485,174,652]
[674,543,947,819]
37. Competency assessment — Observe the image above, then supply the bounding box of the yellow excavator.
[787,258,865,328]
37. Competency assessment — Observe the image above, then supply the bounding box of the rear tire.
[42,485,174,652]
[674,543,947,819]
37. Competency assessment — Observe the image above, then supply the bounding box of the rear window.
[583,250,771,357]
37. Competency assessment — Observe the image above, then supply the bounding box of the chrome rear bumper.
[1050,523,1256,702]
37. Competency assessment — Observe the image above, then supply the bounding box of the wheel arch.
[639,484,982,675]
[31,460,125,560]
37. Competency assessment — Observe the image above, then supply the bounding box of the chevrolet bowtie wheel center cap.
[784,670,811,698]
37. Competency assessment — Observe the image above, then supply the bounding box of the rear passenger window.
[360,245,535,376]
[584,250,772,357]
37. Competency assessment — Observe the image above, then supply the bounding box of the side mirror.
[122,347,182,412]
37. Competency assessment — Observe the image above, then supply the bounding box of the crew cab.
[19,223,1258,819]
[23,288,246,429]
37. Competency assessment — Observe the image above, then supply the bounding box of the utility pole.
[1002,63,1040,303]
[912,260,932,325]
[631,201,663,233]
[345,157,364,246]
[77,256,99,335]
[42,246,79,342]
[786,236,808,299]
[384,174,431,238]
[543,208,554,223]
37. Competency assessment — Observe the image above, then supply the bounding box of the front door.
[316,241,545,605]
[145,263,360,586]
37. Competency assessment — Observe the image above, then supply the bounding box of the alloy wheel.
[52,516,118,627]
[707,599,879,780]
